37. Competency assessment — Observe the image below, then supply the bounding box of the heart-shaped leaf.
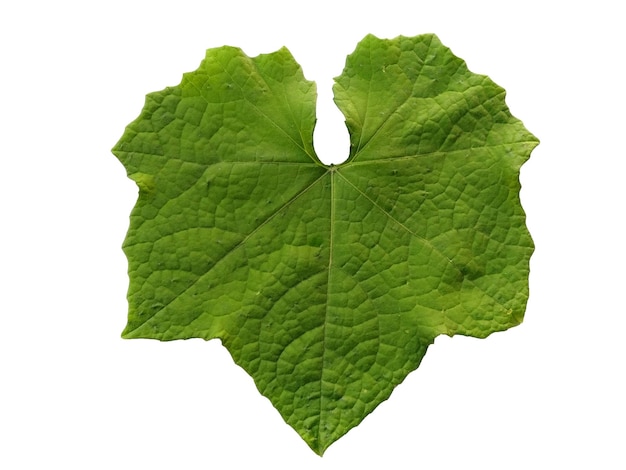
[112,33,538,454]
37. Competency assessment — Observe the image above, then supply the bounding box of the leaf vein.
[336,170,511,313]
[124,169,329,336]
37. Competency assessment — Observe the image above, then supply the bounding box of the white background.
[2,1,624,468]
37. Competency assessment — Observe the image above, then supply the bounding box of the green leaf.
[112,33,538,455]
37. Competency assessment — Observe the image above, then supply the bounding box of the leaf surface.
[113,34,538,455]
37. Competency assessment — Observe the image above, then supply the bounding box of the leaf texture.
[112,34,538,455]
